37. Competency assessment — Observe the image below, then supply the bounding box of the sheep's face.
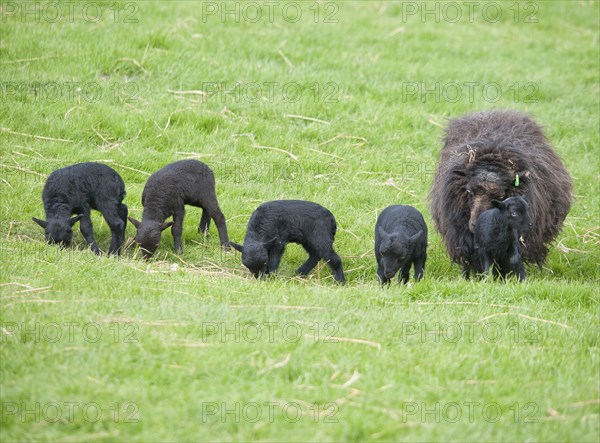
[454,165,528,233]
[128,218,173,258]
[378,229,422,279]
[495,197,533,233]
[45,221,74,246]
[135,228,161,257]
[33,215,82,247]
[241,244,268,278]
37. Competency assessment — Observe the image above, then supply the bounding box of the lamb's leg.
[493,257,507,280]
[266,244,285,275]
[461,257,474,279]
[509,244,526,281]
[459,232,477,278]
[514,260,526,281]
[171,208,185,254]
[199,209,211,236]
[413,254,426,282]
[79,208,101,255]
[399,263,410,284]
[461,266,471,280]
[118,203,128,232]
[202,200,230,250]
[479,251,492,278]
[296,250,320,277]
[98,203,126,255]
[323,249,345,284]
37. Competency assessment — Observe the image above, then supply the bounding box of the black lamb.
[375,205,428,285]
[32,162,127,255]
[128,160,230,258]
[231,200,346,284]
[474,196,533,281]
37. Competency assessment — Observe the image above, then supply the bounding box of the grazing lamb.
[128,160,230,258]
[375,205,427,285]
[429,109,572,278]
[231,200,346,284]
[475,196,533,281]
[32,162,127,255]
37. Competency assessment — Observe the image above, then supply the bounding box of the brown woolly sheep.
[429,109,572,278]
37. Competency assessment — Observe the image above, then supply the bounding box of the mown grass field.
[1,1,598,441]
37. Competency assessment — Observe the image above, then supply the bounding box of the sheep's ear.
[128,217,141,228]
[69,214,83,226]
[161,221,173,231]
[230,242,244,253]
[409,230,423,243]
[264,237,278,249]
[32,217,47,229]
[491,200,504,209]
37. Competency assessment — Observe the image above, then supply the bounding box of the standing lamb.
[429,109,572,278]
[32,162,128,255]
[231,200,346,284]
[475,196,533,281]
[375,205,428,285]
[128,160,230,258]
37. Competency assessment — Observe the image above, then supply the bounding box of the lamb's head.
[453,160,529,234]
[377,227,423,279]
[128,217,173,258]
[32,215,82,247]
[231,238,276,278]
[492,197,533,233]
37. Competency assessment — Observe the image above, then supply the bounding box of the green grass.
[1,1,599,441]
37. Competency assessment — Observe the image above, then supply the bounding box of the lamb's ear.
[32,217,47,229]
[230,242,244,253]
[264,237,278,249]
[408,230,423,243]
[69,214,83,226]
[377,226,388,240]
[160,221,174,231]
[491,200,505,209]
[128,217,141,229]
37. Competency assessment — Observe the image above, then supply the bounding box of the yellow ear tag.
[515,174,520,187]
